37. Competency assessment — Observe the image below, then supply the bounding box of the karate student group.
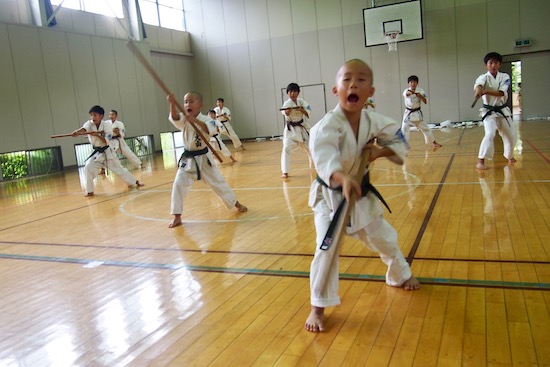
[72,52,516,333]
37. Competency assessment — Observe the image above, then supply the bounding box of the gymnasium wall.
[0,0,549,164]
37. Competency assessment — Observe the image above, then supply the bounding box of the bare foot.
[85,192,94,197]
[230,156,237,163]
[433,141,442,148]
[168,215,182,228]
[235,201,248,212]
[402,276,421,290]
[136,180,145,187]
[305,306,325,332]
[476,159,487,170]
[281,173,288,179]
[508,157,516,163]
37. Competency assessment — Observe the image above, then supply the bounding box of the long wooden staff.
[51,131,103,138]
[125,40,222,163]
[316,147,371,291]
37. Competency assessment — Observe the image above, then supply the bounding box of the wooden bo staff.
[51,131,104,138]
[125,40,223,163]
[471,95,481,108]
[279,106,302,111]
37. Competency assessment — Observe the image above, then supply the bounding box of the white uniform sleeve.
[474,73,488,90]
[168,112,186,130]
[309,114,344,187]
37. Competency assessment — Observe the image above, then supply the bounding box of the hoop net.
[385,31,399,52]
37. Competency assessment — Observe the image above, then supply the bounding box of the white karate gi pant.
[170,160,238,215]
[210,134,233,158]
[84,153,137,193]
[401,119,435,145]
[281,125,311,174]
[119,139,142,168]
[219,122,242,149]
[478,114,516,160]
[309,199,412,308]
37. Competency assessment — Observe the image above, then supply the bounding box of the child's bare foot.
[85,192,94,197]
[508,157,516,163]
[433,141,442,148]
[281,173,288,179]
[230,156,237,163]
[235,201,248,212]
[402,276,421,290]
[476,159,487,170]
[130,180,145,188]
[168,215,182,228]
[305,306,325,332]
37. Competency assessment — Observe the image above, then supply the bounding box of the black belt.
[482,104,511,127]
[178,147,209,180]
[212,134,222,150]
[286,119,304,131]
[317,170,391,251]
[405,107,422,121]
[85,145,109,162]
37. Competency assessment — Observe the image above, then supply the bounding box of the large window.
[50,0,124,18]
[138,0,186,31]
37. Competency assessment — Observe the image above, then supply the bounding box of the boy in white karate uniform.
[207,109,237,163]
[167,92,247,228]
[214,98,244,150]
[305,60,420,333]
[280,82,312,178]
[474,52,516,170]
[401,75,441,148]
[107,109,142,169]
[71,105,144,197]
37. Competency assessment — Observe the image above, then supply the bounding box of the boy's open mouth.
[348,94,359,103]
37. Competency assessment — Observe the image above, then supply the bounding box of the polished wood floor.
[1,119,549,367]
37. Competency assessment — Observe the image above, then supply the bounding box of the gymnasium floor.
[0,119,549,366]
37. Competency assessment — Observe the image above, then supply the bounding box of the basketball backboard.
[363,0,423,47]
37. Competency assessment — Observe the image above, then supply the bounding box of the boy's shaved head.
[336,59,373,83]
[185,91,203,102]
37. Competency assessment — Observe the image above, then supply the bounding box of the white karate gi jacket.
[308,105,407,233]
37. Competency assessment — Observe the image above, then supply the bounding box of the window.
[138,0,186,31]
[50,0,124,18]
[0,147,63,181]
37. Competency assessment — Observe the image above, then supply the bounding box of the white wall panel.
[40,29,80,165]
[9,25,52,150]
[0,24,25,152]
[290,0,317,34]
[520,0,550,53]
[294,32,321,86]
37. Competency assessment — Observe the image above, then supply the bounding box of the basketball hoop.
[385,31,400,52]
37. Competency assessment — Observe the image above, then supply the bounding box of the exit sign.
[515,39,531,47]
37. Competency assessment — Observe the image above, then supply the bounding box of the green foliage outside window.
[0,148,61,181]
[0,151,28,180]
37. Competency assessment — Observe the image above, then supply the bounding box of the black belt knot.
[178,147,209,180]
[85,145,109,162]
[481,104,511,127]
[286,119,304,131]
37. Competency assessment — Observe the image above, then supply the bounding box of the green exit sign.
[515,39,531,47]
